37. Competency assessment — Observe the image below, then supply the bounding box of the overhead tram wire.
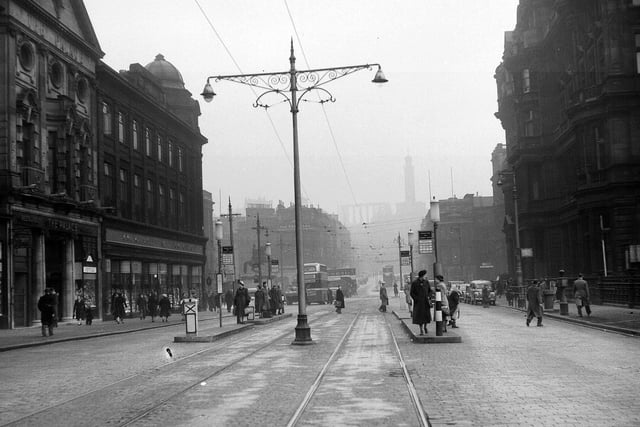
[284,0,367,224]
[193,0,311,202]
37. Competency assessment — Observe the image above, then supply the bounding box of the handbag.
[334,300,342,308]
[244,307,251,315]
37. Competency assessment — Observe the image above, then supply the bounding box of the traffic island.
[393,310,462,344]
[174,323,252,343]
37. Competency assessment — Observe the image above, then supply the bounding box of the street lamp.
[408,229,415,282]
[265,242,272,288]
[201,41,387,344]
[215,220,224,327]
[430,198,441,279]
[497,170,523,289]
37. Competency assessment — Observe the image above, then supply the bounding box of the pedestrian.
[404,280,413,316]
[113,291,127,324]
[225,288,234,313]
[37,288,56,336]
[208,290,218,312]
[254,284,265,318]
[158,293,171,322]
[393,282,399,297]
[435,275,449,332]
[274,285,283,315]
[379,283,389,312]
[73,295,86,325]
[573,273,592,317]
[410,270,432,335]
[136,293,148,320]
[234,280,250,324]
[482,284,490,308]
[335,284,345,314]
[269,283,278,316]
[85,303,93,325]
[448,284,461,329]
[526,280,544,327]
[148,291,158,322]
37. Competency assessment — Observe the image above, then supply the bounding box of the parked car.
[467,280,496,305]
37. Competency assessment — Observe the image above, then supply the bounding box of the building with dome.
[0,1,207,328]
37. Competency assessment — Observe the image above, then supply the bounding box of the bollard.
[183,298,198,335]
[435,289,443,336]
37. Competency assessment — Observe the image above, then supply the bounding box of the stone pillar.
[32,232,45,324]
[63,238,75,320]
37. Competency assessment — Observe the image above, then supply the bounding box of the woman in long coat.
[113,292,127,324]
[335,285,345,314]
[158,294,171,322]
[254,285,265,318]
[526,281,543,327]
[379,284,389,312]
[410,270,432,335]
[73,296,86,325]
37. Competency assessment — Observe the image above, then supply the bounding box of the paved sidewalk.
[0,309,290,352]
[387,293,640,340]
[496,297,640,335]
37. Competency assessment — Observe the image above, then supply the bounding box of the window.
[158,184,166,225]
[133,174,142,221]
[145,128,152,156]
[178,147,184,172]
[168,140,173,167]
[595,125,606,170]
[119,168,129,217]
[132,120,139,151]
[522,69,531,93]
[524,110,538,137]
[635,34,640,74]
[157,135,163,162]
[117,112,125,144]
[103,162,115,206]
[169,188,177,219]
[179,192,186,230]
[102,103,112,136]
[146,179,155,223]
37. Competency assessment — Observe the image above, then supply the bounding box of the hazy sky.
[84,0,519,218]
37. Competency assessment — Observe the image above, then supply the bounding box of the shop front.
[102,228,205,319]
[0,209,100,329]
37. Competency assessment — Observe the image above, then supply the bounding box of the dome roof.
[145,54,185,89]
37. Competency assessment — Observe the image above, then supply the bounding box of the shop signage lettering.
[105,228,202,255]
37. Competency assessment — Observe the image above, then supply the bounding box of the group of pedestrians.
[399,270,461,336]
[254,282,284,318]
[525,273,592,327]
[120,291,171,324]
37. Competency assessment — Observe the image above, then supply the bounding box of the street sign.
[222,246,234,265]
[418,230,433,254]
[400,250,411,266]
[521,248,534,258]
[271,259,279,273]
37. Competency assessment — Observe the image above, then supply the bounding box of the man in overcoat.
[234,280,250,324]
[573,274,591,317]
[526,280,544,327]
[410,270,432,335]
[38,288,56,336]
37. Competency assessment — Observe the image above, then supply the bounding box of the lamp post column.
[215,220,224,328]
[289,46,311,344]
[408,229,415,283]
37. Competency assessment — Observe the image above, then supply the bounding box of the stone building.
[0,1,207,328]
[495,0,640,281]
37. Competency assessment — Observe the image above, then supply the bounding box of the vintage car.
[467,280,496,305]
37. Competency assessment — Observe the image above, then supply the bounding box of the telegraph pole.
[252,213,268,288]
[221,197,241,289]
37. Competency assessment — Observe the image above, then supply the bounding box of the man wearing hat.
[234,280,250,324]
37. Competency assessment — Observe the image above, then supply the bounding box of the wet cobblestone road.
[1,285,639,426]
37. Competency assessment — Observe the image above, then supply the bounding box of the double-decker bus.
[328,267,358,297]
[304,262,331,304]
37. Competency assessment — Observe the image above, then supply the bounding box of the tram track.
[285,307,431,427]
[3,313,328,427]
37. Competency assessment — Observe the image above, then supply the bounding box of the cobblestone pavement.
[1,284,639,426]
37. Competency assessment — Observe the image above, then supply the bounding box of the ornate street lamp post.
[265,242,272,288]
[408,229,415,282]
[201,41,387,344]
[498,170,523,289]
[430,198,441,279]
